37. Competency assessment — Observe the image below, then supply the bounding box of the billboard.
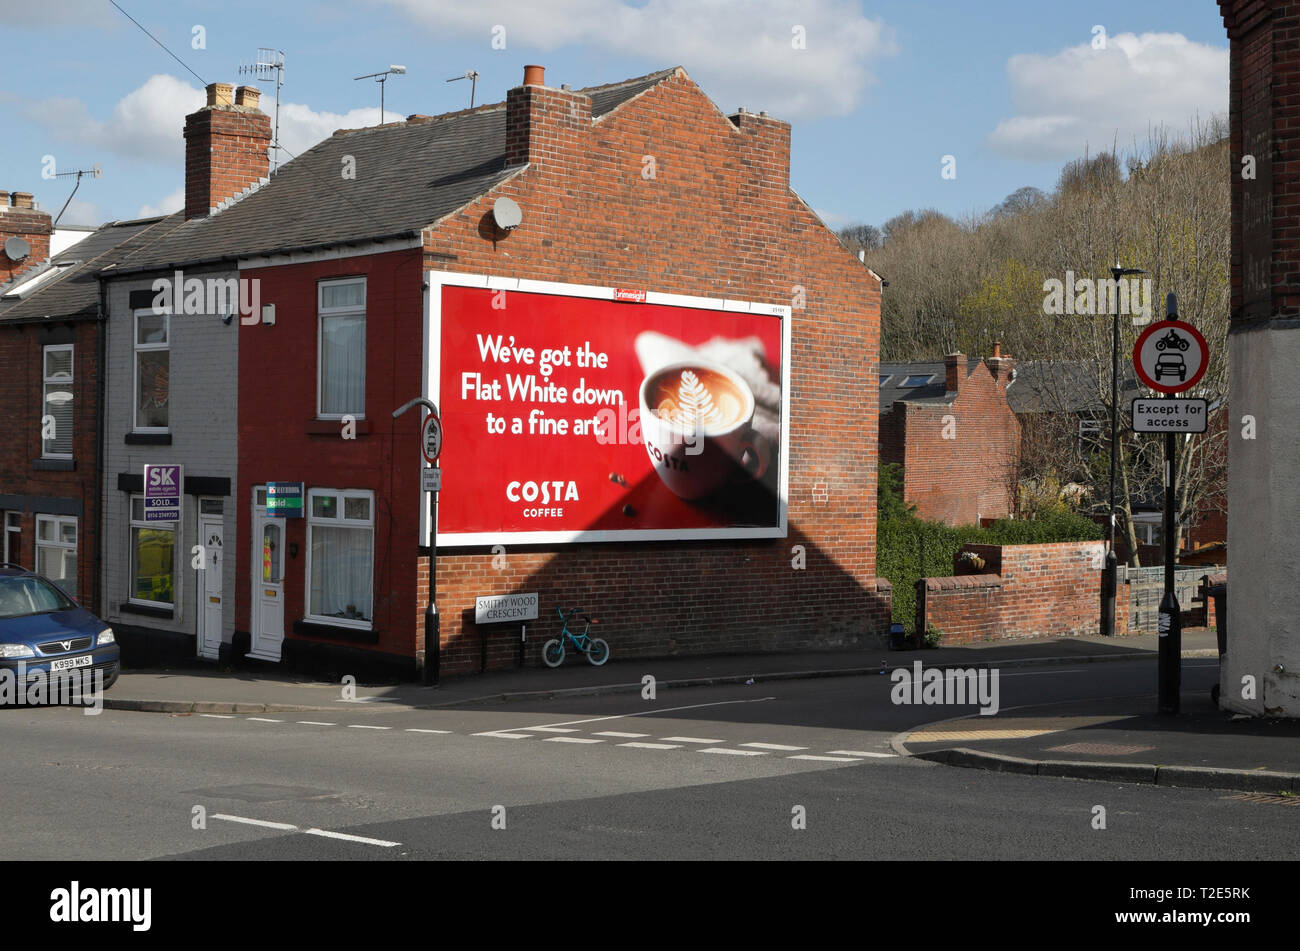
[424,272,790,544]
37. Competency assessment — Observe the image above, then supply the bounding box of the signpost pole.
[393,396,441,687]
[1158,294,1182,715]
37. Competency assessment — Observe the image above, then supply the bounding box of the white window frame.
[41,343,74,459]
[4,511,21,566]
[305,487,374,630]
[1078,417,1103,455]
[133,308,170,433]
[128,494,177,609]
[317,278,366,420]
[35,514,77,597]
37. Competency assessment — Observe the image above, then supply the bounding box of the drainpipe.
[93,273,107,618]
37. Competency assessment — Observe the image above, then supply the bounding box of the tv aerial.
[354,65,406,125]
[446,69,479,108]
[239,48,286,173]
[52,164,101,227]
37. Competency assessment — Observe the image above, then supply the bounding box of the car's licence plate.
[50,655,92,671]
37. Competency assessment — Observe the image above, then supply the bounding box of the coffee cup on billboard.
[639,360,771,500]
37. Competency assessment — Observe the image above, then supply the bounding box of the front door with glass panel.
[249,488,284,661]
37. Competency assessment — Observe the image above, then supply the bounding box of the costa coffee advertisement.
[425,274,789,543]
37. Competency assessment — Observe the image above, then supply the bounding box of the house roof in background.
[1006,360,1141,414]
[106,68,680,276]
[878,357,982,413]
[0,217,169,323]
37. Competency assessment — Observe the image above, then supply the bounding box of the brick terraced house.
[90,65,890,678]
[878,347,1020,525]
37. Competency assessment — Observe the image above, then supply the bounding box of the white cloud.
[53,198,105,229]
[25,75,386,171]
[138,188,184,219]
[988,32,1228,161]
[379,0,895,119]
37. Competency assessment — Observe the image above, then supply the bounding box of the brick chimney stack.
[505,64,591,169]
[184,81,272,220]
[986,341,1016,387]
[0,189,52,286]
[729,107,791,188]
[945,352,965,393]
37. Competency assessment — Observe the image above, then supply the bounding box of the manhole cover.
[1045,742,1155,755]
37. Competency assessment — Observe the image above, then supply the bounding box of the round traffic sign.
[421,413,442,463]
[1133,320,1208,394]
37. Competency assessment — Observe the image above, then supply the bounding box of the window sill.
[33,458,75,471]
[305,418,371,436]
[293,619,377,643]
[126,432,172,446]
[119,601,175,619]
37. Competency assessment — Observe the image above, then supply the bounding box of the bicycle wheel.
[542,639,565,668]
[586,637,610,666]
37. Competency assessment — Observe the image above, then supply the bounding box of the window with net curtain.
[307,490,373,626]
[318,279,366,417]
[42,345,73,457]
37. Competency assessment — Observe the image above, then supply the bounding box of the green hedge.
[878,503,1102,631]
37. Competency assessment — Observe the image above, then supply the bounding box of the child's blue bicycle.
[542,607,610,667]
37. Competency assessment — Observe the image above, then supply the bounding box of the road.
[3,657,1295,860]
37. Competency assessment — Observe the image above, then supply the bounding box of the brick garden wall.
[917,540,1125,644]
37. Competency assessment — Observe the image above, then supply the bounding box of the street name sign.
[475,592,538,624]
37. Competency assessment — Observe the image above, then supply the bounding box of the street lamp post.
[1101,264,1146,638]
[393,396,440,686]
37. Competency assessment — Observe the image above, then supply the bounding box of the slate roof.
[106,68,680,276]
[1006,360,1141,414]
[0,217,170,323]
[878,358,982,414]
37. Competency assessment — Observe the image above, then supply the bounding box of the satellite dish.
[4,237,30,261]
[492,197,522,231]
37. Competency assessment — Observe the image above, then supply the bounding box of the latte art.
[649,368,745,433]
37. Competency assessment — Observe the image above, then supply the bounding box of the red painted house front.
[235,249,426,672]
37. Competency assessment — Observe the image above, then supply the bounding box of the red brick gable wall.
[892,361,1020,526]
[412,70,886,671]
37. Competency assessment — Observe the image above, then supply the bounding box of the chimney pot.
[206,82,234,107]
[12,192,33,210]
[235,85,261,109]
[993,340,1001,358]
[522,64,545,87]
[0,191,8,207]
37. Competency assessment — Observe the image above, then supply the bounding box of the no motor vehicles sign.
[1132,320,1209,394]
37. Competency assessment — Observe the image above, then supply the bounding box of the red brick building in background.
[100,65,891,678]
[878,347,1019,525]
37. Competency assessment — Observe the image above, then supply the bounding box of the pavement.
[88,628,1300,794]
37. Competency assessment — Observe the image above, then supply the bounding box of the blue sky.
[1,0,1228,232]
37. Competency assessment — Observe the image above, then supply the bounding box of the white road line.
[619,742,682,749]
[473,731,533,739]
[526,697,777,729]
[789,754,860,762]
[246,717,282,723]
[297,721,337,726]
[200,714,235,719]
[700,747,768,756]
[213,814,298,831]
[827,750,897,758]
[347,724,391,730]
[525,726,580,733]
[405,728,452,734]
[661,736,723,744]
[302,828,401,847]
[740,742,807,751]
[594,731,650,738]
[544,736,604,744]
